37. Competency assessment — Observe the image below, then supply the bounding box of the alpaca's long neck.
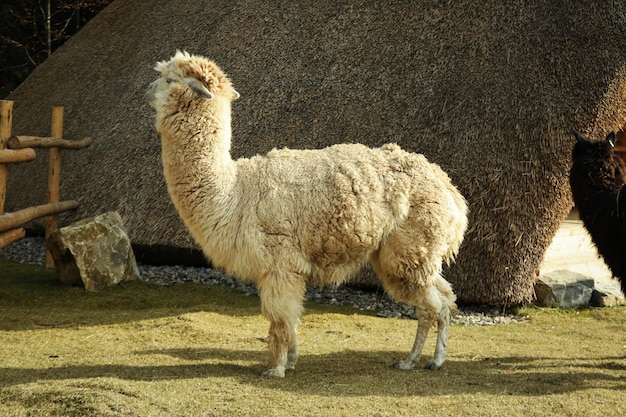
[160,100,238,222]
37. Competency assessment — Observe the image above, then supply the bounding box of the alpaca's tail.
[443,187,468,266]
[435,274,458,313]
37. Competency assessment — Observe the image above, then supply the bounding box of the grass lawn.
[1,254,624,416]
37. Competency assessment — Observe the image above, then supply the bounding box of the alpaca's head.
[572,130,617,161]
[146,51,239,119]
[571,130,625,188]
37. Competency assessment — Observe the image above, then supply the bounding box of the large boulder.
[534,270,594,309]
[47,211,140,291]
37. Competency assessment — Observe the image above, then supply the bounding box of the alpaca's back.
[235,142,466,286]
[570,131,626,293]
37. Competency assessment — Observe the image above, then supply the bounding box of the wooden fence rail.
[0,228,25,248]
[0,148,36,164]
[0,99,92,267]
[0,201,79,233]
[8,135,92,150]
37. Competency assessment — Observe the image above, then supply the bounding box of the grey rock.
[535,270,594,308]
[589,279,625,307]
[47,212,140,291]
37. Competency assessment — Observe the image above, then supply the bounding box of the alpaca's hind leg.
[394,305,434,371]
[395,311,433,370]
[372,231,457,371]
[371,249,430,370]
[395,287,451,371]
[399,277,455,371]
[381,271,453,371]
[424,303,450,370]
[258,273,305,377]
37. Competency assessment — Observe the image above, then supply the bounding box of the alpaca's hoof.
[393,360,415,371]
[262,367,286,378]
[424,360,443,371]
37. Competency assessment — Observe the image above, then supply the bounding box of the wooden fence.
[0,99,92,267]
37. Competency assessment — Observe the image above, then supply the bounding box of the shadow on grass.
[1,348,624,397]
[0,255,265,330]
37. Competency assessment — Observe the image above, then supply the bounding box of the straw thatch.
[5,0,626,304]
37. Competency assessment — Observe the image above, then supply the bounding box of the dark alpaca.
[570,130,626,294]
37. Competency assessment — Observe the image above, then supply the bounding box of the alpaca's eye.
[166,78,173,84]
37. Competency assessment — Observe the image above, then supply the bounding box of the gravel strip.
[2,237,527,325]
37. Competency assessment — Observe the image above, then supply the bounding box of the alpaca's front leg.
[259,273,305,377]
[262,320,291,377]
[262,317,300,377]
[286,319,300,370]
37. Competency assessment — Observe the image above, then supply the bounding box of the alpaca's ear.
[606,132,616,148]
[184,77,214,100]
[573,130,588,144]
[231,88,240,100]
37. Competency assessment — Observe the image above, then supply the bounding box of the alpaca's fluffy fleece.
[147,51,468,377]
[570,130,626,295]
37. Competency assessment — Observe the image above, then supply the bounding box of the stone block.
[47,211,140,291]
[589,278,625,307]
[534,270,594,308]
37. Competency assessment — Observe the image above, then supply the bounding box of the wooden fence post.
[45,106,63,267]
[0,103,89,253]
[0,100,13,214]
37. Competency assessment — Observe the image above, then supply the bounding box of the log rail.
[0,148,36,164]
[0,100,92,267]
[7,135,92,150]
[0,201,79,233]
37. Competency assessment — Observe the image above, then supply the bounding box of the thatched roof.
[5,0,626,304]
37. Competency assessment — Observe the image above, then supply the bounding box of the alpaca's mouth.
[146,80,159,107]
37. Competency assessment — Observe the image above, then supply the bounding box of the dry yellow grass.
[1,254,624,416]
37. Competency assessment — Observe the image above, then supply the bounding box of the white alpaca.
[147,51,468,377]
